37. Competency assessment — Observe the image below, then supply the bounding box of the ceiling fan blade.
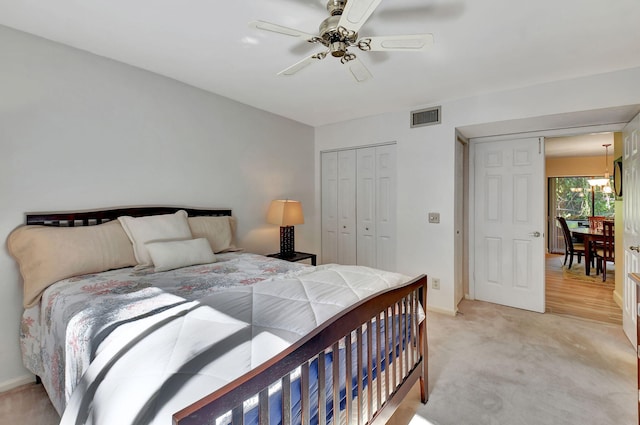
[346,58,373,83]
[361,34,434,51]
[338,0,382,33]
[277,54,323,76]
[249,20,316,40]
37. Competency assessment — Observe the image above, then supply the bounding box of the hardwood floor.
[545,253,622,324]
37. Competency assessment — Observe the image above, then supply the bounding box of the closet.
[321,144,397,271]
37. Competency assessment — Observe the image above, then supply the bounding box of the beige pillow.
[118,210,192,266]
[146,238,216,272]
[7,221,137,308]
[188,216,237,253]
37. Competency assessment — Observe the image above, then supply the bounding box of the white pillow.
[118,210,192,266]
[146,238,216,272]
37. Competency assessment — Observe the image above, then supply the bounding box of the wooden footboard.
[173,274,428,425]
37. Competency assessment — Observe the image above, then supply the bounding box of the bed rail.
[173,274,428,425]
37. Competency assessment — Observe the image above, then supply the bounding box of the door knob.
[528,231,541,237]
[630,246,640,252]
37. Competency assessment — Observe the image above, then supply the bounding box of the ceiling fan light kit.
[250,0,433,82]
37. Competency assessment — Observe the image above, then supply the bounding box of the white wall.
[0,26,314,389]
[315,66,640,316]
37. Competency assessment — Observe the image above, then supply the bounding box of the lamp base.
[280,225,295,257]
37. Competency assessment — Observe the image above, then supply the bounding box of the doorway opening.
[544,133,620,324]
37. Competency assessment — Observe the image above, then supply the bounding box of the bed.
[9,206,428,425]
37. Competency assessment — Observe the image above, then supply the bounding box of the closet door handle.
[630,246,640,252]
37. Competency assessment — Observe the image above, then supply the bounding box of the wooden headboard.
[25,206,232,226]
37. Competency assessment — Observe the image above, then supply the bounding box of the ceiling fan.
[250,0,434,82]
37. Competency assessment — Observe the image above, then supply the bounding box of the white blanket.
[59,264,412,425]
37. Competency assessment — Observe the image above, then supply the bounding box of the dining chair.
[556,217,587,269]
[595,220,615,282]
[588,216,605,231]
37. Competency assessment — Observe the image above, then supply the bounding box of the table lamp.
[267,199,304,257]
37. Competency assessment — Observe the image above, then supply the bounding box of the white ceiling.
[545,133,614,158]
[1,0,640,127]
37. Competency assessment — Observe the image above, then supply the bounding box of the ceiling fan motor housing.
[326,0,347,16]
[329,42,347,57]
[319,15,357,57]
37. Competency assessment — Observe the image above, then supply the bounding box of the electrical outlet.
[428,212,440,223]
[432,277,440,290]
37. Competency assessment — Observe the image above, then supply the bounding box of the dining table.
[570,226,610,276]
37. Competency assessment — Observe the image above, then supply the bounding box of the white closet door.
[375,145,397,271]
[338,150,357,265]
[357,148,377,267]
[321,151,338,264]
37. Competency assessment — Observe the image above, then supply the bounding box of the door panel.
[375,145,396,271]
[473,137,545,313]
[321,152,338,264]
[357,148,376,267]
[338,150,357,265]
[623,113,640,345]
[323,145,396,269]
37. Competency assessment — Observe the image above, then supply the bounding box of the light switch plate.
[428,212,440,223]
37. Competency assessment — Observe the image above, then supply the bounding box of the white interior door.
[321,151,338,264]
[472,137,545,313]
[338,150,357,265]
[357,147,376,267]
[622,112,640,345]
[374,145,396,271]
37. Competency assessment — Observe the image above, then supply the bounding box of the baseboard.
[426,305,457,316]
[613,289,623,310]
[0,375,36,393]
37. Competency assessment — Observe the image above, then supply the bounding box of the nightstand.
[267,251,317,266]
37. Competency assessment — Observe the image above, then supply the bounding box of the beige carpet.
[2,300,635,425]
[389,299,635,425]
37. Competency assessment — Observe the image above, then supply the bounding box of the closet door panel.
[376,145,397,271]
[357,148,377,267]
[338,150,357,265]
[321,151,338,264]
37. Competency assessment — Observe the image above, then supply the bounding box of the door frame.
[454,132,469,307]
[465,124,625,307]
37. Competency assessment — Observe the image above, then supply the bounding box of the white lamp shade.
[267,200,304,226]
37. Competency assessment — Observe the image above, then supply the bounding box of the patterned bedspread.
[20,252,310,414]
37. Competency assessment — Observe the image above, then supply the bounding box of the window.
[552,176,614,219]
[548,176,615,253]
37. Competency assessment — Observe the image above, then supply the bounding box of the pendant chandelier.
[587,143,612,190]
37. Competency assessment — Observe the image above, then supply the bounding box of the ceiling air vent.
[410,106,441,128]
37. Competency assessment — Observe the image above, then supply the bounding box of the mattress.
[20,251,414,424]
[20,252,310,414]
